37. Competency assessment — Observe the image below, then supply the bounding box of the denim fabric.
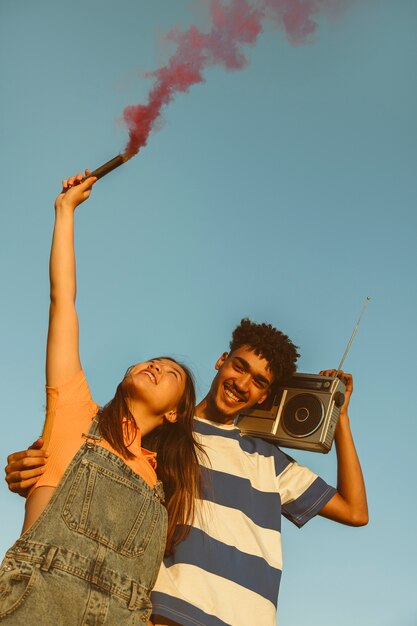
[0,419,167,625]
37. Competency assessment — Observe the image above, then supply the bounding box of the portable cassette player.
[235,373,346,453]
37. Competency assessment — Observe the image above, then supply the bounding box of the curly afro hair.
[229,318,299,393]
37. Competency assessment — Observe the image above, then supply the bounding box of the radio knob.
[334,392,345,408]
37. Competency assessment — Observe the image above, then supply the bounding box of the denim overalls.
[0,418,167,625]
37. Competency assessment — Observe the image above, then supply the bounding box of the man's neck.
[196,395,236,425]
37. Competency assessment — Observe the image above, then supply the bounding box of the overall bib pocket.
[62,457,161,557]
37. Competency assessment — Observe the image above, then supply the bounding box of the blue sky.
[1,2,416,624]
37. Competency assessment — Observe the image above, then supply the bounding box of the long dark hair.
[97,358,204,553]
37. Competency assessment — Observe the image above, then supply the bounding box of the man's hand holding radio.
[318,369,368,527]
[319,369,353,416]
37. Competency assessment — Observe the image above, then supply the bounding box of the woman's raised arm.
[46,171,97,387]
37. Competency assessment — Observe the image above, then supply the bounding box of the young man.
[5,319,368,626]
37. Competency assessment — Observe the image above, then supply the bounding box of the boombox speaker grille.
[281,393,324,438]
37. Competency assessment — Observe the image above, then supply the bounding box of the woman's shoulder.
[46,368,98,410]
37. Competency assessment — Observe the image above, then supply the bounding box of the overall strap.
[82,415,102,443]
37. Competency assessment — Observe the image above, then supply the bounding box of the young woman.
[0,172,202,625]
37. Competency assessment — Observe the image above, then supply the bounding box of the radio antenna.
[336,296,371,376]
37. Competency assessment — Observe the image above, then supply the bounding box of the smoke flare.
[123,0,349,157]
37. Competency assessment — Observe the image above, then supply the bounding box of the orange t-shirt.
[28,370,158,499]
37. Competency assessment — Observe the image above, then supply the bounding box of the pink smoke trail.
[123,0,349,157]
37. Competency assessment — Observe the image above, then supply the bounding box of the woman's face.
[121,358,186,419]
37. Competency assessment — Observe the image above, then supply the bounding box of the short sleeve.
[42,369,98,448]
[46,369,95,414]
[277,456,336,528]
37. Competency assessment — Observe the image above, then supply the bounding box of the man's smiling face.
[207,345,273,422]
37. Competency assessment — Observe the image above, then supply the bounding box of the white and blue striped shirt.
[152,417,336,626]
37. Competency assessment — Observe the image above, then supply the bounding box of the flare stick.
[85,153,130,180]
